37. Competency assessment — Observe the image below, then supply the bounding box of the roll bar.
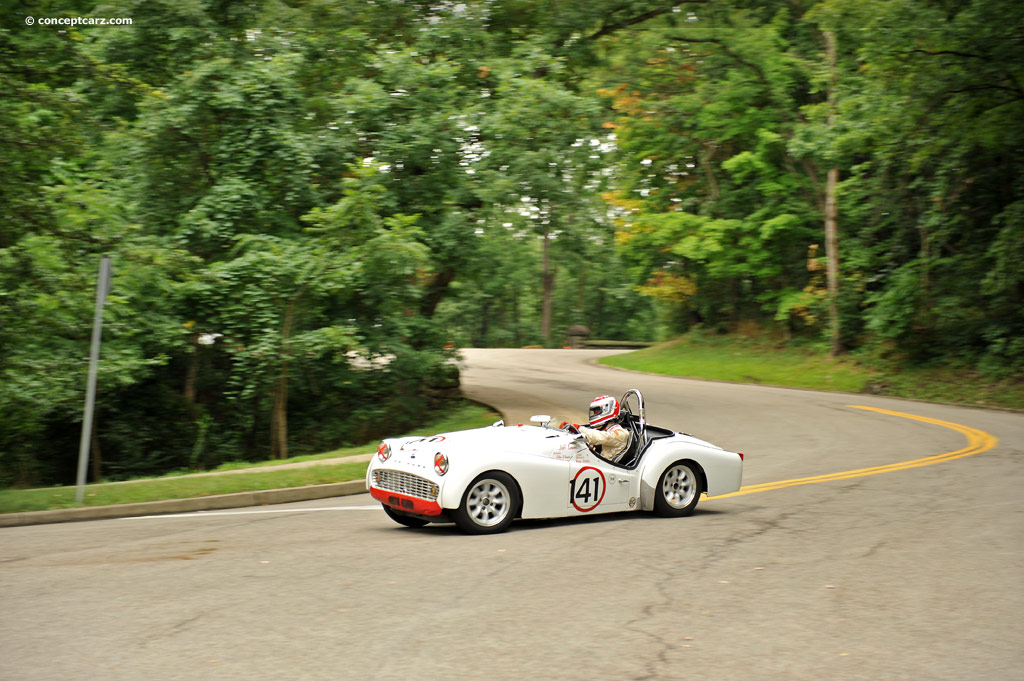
[618,391,643,432]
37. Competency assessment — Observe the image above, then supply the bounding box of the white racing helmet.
[588,394,620,428]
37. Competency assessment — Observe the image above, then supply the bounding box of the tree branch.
[588,1,710,41]
[669,36,768,84]
[906,48,988,60]
[946,84,1024,99]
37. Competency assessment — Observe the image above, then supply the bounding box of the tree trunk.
[825,166,842,356]
[701,144,721,209]
[90,426,101,482]
[270,299,295,460]
[919,222,931,307]
[270,364,288,460]
[577,260,586,325]
[184,334,198,403]
[541,229,555,343]
[478,298,490,345]
[824,30,843,357]
[512,285,521,347]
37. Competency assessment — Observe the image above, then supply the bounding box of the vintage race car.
[366,389,744,534]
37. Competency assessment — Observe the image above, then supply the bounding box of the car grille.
[372,470,438,501]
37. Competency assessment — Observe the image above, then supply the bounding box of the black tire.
[653,461,703,517]
[381,504,430,528]
[452,472,519,535]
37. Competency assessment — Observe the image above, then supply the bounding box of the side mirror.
[492,420,505,427]
[529,414,552,428]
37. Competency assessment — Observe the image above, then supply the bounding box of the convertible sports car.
[366,389,744,534]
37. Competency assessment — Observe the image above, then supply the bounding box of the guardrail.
[583,340,655,349]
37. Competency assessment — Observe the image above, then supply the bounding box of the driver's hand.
[560,422,581,435]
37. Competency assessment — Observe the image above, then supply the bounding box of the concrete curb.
[0,480,367,528]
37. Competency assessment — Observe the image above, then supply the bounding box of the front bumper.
[367,466,445,516]
[369,486,444,516]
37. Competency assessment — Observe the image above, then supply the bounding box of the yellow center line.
[711,405,1000,499]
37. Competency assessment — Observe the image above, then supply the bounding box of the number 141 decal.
[570,467,606,512]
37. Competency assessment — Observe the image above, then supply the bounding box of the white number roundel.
[571,466,606,512]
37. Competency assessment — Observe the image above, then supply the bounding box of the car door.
[567,443,636,516]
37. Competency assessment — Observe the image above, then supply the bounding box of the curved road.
[2,349,1021,681]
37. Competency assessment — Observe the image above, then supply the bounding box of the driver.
[573,394,631,463]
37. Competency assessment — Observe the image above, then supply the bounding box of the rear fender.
[638,443,742,510]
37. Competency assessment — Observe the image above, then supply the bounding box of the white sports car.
[366,389,744,534]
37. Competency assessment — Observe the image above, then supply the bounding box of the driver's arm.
[578,425,628,449]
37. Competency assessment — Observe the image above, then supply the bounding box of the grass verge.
[600,334,1024,410]
[0,403,500,514]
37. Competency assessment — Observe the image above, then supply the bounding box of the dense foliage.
[1,0,1020,486]
[603,0,1023,368]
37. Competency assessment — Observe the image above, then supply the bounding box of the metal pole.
[75,256,111,504]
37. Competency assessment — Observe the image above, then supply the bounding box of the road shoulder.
[0,480,367,528]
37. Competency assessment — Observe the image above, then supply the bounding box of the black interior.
[612,413,674,469]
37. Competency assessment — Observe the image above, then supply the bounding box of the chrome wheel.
[465,478,512,527]
[659,462,699,512]
[661,463,697,508]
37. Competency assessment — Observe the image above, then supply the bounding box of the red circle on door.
[571,466,607,512]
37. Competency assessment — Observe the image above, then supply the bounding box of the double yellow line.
[713,405,1000,500]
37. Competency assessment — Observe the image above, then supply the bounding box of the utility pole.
[75,256,111,504]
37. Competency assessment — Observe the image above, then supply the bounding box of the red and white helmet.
[588,394,620,427]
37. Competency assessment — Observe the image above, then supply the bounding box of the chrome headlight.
[433,452,449,476]
[377,442,392,462]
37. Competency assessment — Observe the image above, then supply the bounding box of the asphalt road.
[2,349,1022,681]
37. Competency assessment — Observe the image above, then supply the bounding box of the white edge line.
[123,506,381,520]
